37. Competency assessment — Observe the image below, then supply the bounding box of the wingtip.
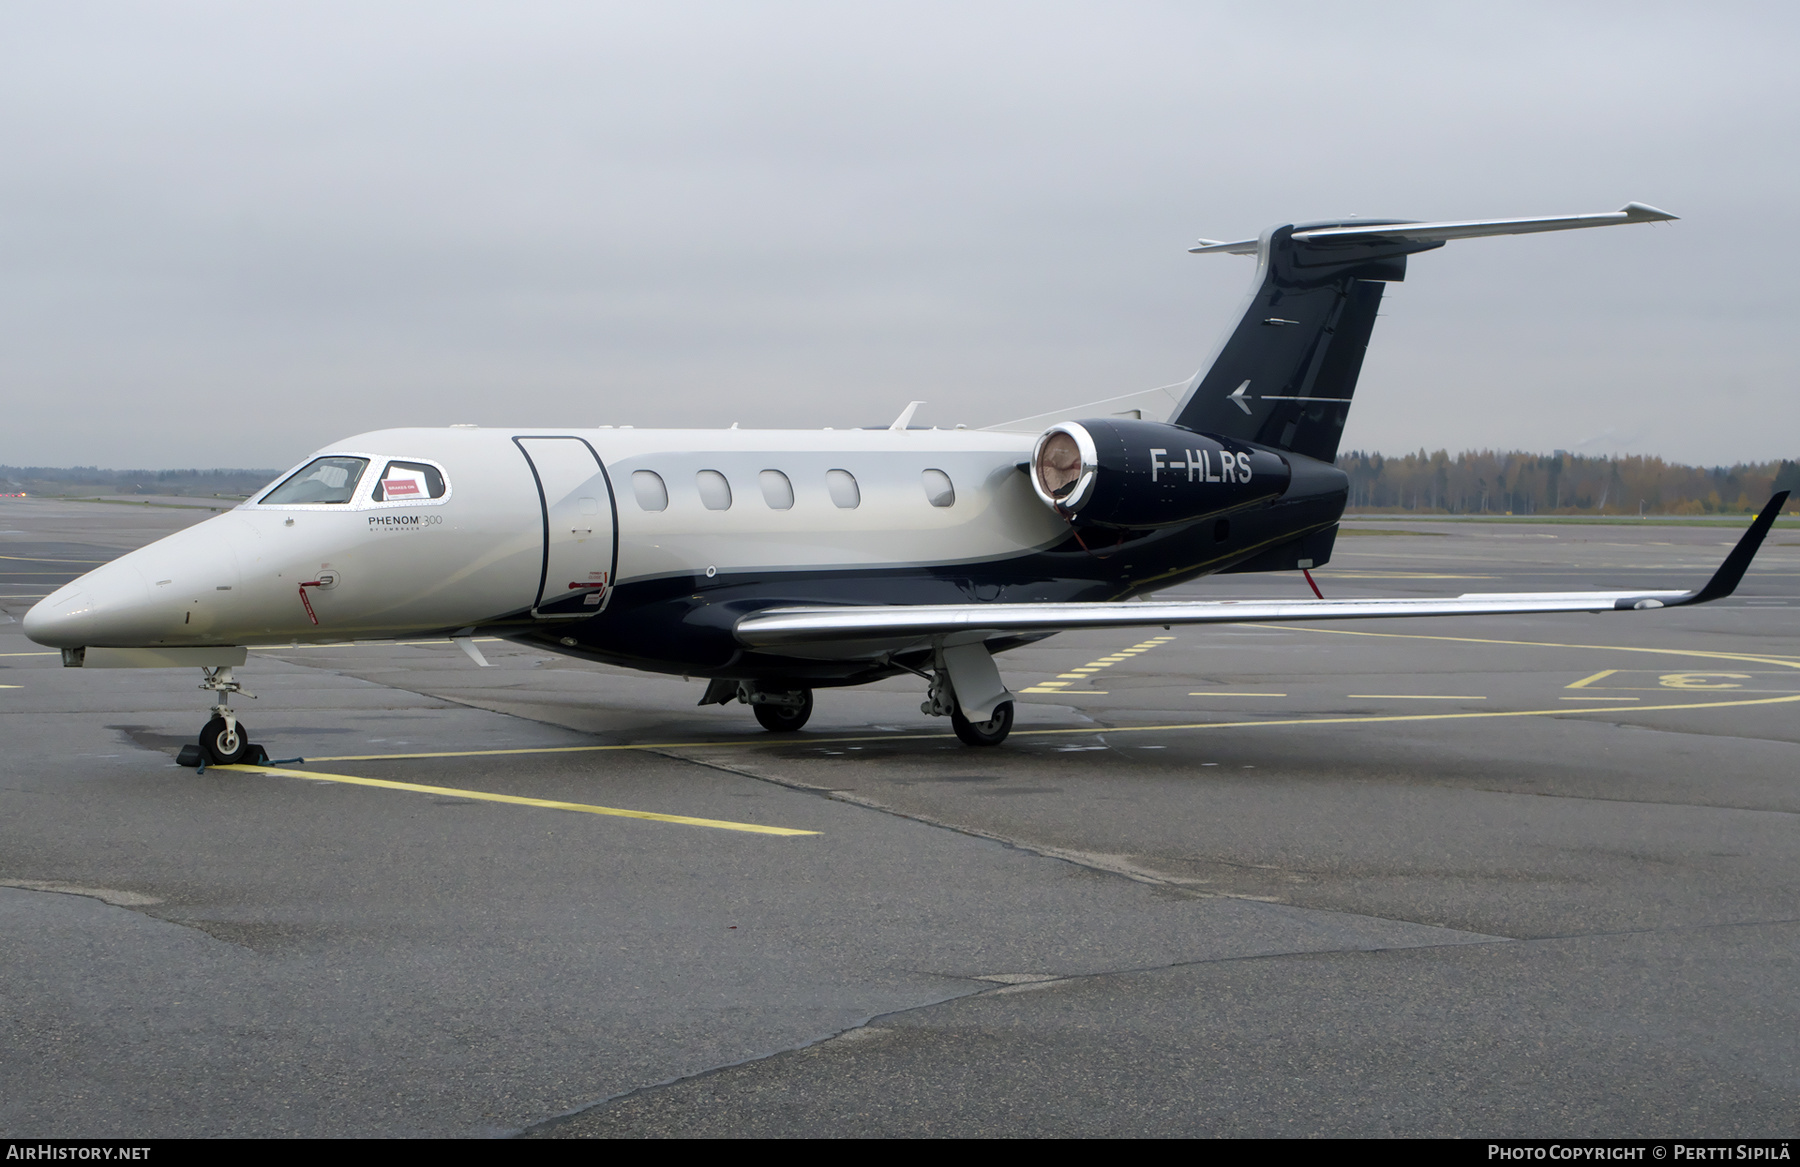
[1683,491,1788,605]
[1621,201,1679,222]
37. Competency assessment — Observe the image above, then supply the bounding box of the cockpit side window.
[260,457,370,505]
[371,460,447,502]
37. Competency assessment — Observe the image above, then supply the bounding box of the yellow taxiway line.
[1018,634,1175,695]
[1345,694,1487,700]
[218,763,818,836]
[1189,692,1287,697]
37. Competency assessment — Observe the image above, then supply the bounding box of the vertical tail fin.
[1171,223,1437,462]
[1171,204,1678,462]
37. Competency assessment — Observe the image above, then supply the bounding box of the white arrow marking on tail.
[1228,381,1253,415]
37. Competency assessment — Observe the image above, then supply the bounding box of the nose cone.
[24,564,153,648]
[23,517,246,648]
[22,585,96,648]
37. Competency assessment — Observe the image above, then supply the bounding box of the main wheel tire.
[753,689,813,733]
[199,716,251,765]
[952,700,1013,747]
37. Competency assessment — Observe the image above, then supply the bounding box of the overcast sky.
[2,2,1795,470]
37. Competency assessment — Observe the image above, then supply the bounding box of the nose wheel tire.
[199,716,251,765]
[952,700,1014,747]
[753,689,813,733]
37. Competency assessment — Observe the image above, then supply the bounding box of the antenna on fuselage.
[889,401,925,431]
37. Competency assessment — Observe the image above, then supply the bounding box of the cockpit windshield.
[260,457,369,505]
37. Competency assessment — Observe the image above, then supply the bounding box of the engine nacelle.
[1030,418,1290,529]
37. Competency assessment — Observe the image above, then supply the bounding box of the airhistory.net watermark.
[5,1148,150,1161]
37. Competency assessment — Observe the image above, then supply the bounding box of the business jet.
[23,202,1788,761]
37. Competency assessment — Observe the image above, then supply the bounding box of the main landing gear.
[918,659,1015,747]
[700,679,814,733]
[753,689,813,733]
[701,657,1016,746]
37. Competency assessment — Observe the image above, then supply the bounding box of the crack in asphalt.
[651,746,1528,945]
[653,745,1219,890]
[0,879,162,907]
[510,927,1527,1139]
[511,909,1800,1137]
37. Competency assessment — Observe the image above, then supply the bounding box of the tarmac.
[2,496,1797,1137]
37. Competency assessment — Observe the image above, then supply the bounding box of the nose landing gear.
[198,715,251,765]
[195,665,257,765]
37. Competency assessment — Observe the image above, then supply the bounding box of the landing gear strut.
[196,665,256,764]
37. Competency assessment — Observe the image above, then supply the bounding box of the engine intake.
[1030,418,1290,529]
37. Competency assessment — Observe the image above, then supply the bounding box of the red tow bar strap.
[297,581,321,625]
[1303,568,1324,599]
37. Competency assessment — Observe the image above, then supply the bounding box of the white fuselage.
[24,425,1064,649]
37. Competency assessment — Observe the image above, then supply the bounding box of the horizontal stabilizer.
[1188,202,1677,255]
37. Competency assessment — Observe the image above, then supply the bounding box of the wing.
[736,494,1787,658]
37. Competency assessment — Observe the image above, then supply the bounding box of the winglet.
[1676,492,1789,606]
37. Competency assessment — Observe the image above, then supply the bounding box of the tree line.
[1337,450,1800,515]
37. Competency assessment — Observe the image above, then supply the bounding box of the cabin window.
[633,470,668,511]
[922,468,956,508]
[759,469,794,510]
[260,457,369,505]
[371,460,446,502]
[697,470,733,511]
[826,469,861,509]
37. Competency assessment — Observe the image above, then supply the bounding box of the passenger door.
[513,436,617,618]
